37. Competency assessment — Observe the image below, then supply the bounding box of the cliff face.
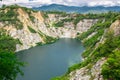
[70,58,106,80]
[109,20,120,36]
[0,8,46,51]
[0,6,98,51]
[1,6,120,80]
[45,14,98,38]
[67,18,120,80]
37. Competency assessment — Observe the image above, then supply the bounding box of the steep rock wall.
[0,7,98,51]
[70,58,106,80]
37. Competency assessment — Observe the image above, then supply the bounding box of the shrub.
[0,51,24,80]
[28,26,36,33]
[102,50,120,80]
[0,29,24,80]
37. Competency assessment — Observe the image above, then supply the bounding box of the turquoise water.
[17,38,85,80]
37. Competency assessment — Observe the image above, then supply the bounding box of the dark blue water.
[17,38,84,80]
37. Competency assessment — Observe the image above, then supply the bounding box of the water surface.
[17,38,85,80]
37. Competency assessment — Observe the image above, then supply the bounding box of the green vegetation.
[0,51,24,80]
[28,26,36,33]
[53,21,64,27]
[36,42,43,45]
[0,5,24,29]
[0,29,21,52]
[0,9,17,21]
[101,34,120,80]
[22,7,36,23]
[29,15,35,22]
[1,5,120,80]
[0,4,38,29]
[41,12,49,19]
[75,12,120,80]
[46,11,67,17]
[115,15,120,20]
[36,31,58,45]
[53,12,120,80]
[49,11,119,28]
[102,50,120,80]
[51,75,69,80]
[43,11,72,28]
[77,20,108,40]
[0,29,24,80]
[73,12,119,25]
[38,31,58,44]
[73,14,86,25]
[53,18,73,27]
[62,18,73,22]
[1,5,20,10]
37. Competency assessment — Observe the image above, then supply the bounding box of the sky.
[0,0,120,8]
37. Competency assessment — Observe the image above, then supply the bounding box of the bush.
[102,50,120,80]
[30,15,35,22]
[54,21,64,27]
[28,26,36,33]
[0,51,24,80]
[0,29,24,80]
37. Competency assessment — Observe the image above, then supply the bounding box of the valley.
[0,4,120,80]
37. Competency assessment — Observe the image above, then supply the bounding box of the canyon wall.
[0,7,98,51]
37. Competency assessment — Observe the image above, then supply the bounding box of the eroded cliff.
[0,5,98,51]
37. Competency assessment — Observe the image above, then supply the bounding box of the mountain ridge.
[33,4,120,13]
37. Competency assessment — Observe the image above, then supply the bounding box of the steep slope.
[0,5,57,51]
[69,19,120,80]
[1,5,120,80]
[52,12,120,80]
[0,5,98,51]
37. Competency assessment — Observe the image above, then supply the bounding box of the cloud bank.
[0,0,120,7]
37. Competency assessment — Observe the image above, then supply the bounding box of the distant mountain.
[33,4,120,13]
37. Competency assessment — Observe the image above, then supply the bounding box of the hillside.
[0,5,120,80]
[0,5,99,52]
[52,10,120,80]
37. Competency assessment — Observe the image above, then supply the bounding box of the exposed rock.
[83,32,97,42]
[87,32,97,40]
[76,19,98,33]
[0,7,98,51]
[70,58,106,80]
[110,20,120,36]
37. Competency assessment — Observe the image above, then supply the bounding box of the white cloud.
[88,0,119,7]
[0,0,120,7]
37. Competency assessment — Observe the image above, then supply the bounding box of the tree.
[0,51,24,80]
[102,50,120,80]
[0,29,24,80]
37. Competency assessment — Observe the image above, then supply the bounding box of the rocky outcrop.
[70,58,106,80]
[76,19,98,33]
[69,20,120,80]
[0,7,98,51]
[109,20,120,36]
[45,14,98,38]
[10,29,42,51]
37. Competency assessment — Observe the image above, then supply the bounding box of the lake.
[17,38,85,80]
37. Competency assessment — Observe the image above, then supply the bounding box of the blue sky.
[0,0,120,7]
